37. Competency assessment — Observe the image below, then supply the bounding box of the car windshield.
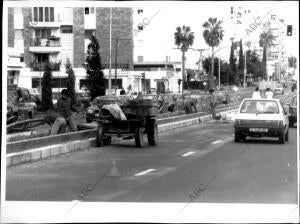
[276,84,283,88]
[240,100,279,114]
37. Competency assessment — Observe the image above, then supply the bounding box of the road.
[6,116,297,205]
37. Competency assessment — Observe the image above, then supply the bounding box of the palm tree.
[174,26,195,87]
[203,17,224,89]
[259,30,275,80]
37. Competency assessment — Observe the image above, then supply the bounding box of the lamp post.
[244,41,251,88]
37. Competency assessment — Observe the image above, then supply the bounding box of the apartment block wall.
[73,8,85,68]
[96,7,134,70]
[8,8,14,48]
[22,7,33,67]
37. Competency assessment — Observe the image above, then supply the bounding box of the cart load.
[96,97,159,148]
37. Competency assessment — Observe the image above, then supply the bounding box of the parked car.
[234,98,289,144]
[287,95,297,127]
[274,83,284,95]
[7,87,37,124]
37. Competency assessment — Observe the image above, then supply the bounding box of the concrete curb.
[6,108,238,167]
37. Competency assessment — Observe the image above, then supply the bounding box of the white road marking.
[134,169,156,176]
[211,140,223,144]
[181,151,195,157]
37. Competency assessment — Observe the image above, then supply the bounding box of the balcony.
[29,20,61,28]
[29,37,61,53]
[30,62,61,71]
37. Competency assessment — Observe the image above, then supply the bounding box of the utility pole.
[114,38,118,89]
[108,7,112,95]
[218,57,221,90]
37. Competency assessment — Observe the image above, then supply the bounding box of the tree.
[84,35,106,101]
[259,30,275,80]
[229,41,238,85]
[66,59,76,105]
[202,17,224,89]
[174,25,195,86]
[41,63,53,111]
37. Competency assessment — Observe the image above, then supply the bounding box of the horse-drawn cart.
[96,98,159,148]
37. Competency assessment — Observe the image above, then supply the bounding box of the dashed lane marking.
[181,151,195,157]
[134,169,156,176]
[211,140,223,144]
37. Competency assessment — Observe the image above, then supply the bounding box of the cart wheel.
[135,127,144,148]
[103,136,112,145]
[97,125,104,147]
[147,120,158,146]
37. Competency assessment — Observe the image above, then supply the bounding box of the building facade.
[264,14,288,81]
[7,7,134,92]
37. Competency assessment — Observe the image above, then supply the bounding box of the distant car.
[234,98,289,144]
[287,95,297,127]
[274,84,284,95]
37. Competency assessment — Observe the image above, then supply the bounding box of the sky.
[130,1,299,69]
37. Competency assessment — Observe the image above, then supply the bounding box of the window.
[33,7,38,22]
[61,25,73,33]
[34,53,49,63]
[85,30,95,39]
[39,7,43,22]
[240,100,279,114]
[175,68,181,72]
[138,25,143,31]
[85,7,94,15]
[45,7,49,22]
[33,7,54,22]
[20,56,24,62]
[271,15,276,20]
[138,56,143,62]
[35,29,51,39]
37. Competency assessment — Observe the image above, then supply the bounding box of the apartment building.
[7,7,134,92]
[264,14,288,81]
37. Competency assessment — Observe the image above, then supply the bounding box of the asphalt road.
[6,116,297,205]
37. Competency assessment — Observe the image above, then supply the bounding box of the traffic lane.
[6,121,230,201]
[99,124,297,204]
[6,121,297,203]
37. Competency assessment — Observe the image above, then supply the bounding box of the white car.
[234,98,289,144]
[274,83,284,95]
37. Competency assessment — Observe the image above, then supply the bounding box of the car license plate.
[250,128,268,132]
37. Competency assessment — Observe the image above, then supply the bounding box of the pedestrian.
[209,89,217,119]
[265,88,273,99]
[44,110,67,135]
[56,89,78,132]
[252,87,261,99]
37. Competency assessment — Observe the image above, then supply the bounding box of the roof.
[242,98,280,102]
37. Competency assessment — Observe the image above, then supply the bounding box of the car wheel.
[135,127,144,148]
[234,131,241,143]
[278,130,285,144]
[147,119,158,146]
[96,125,104,147]
[285,128,289,142]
